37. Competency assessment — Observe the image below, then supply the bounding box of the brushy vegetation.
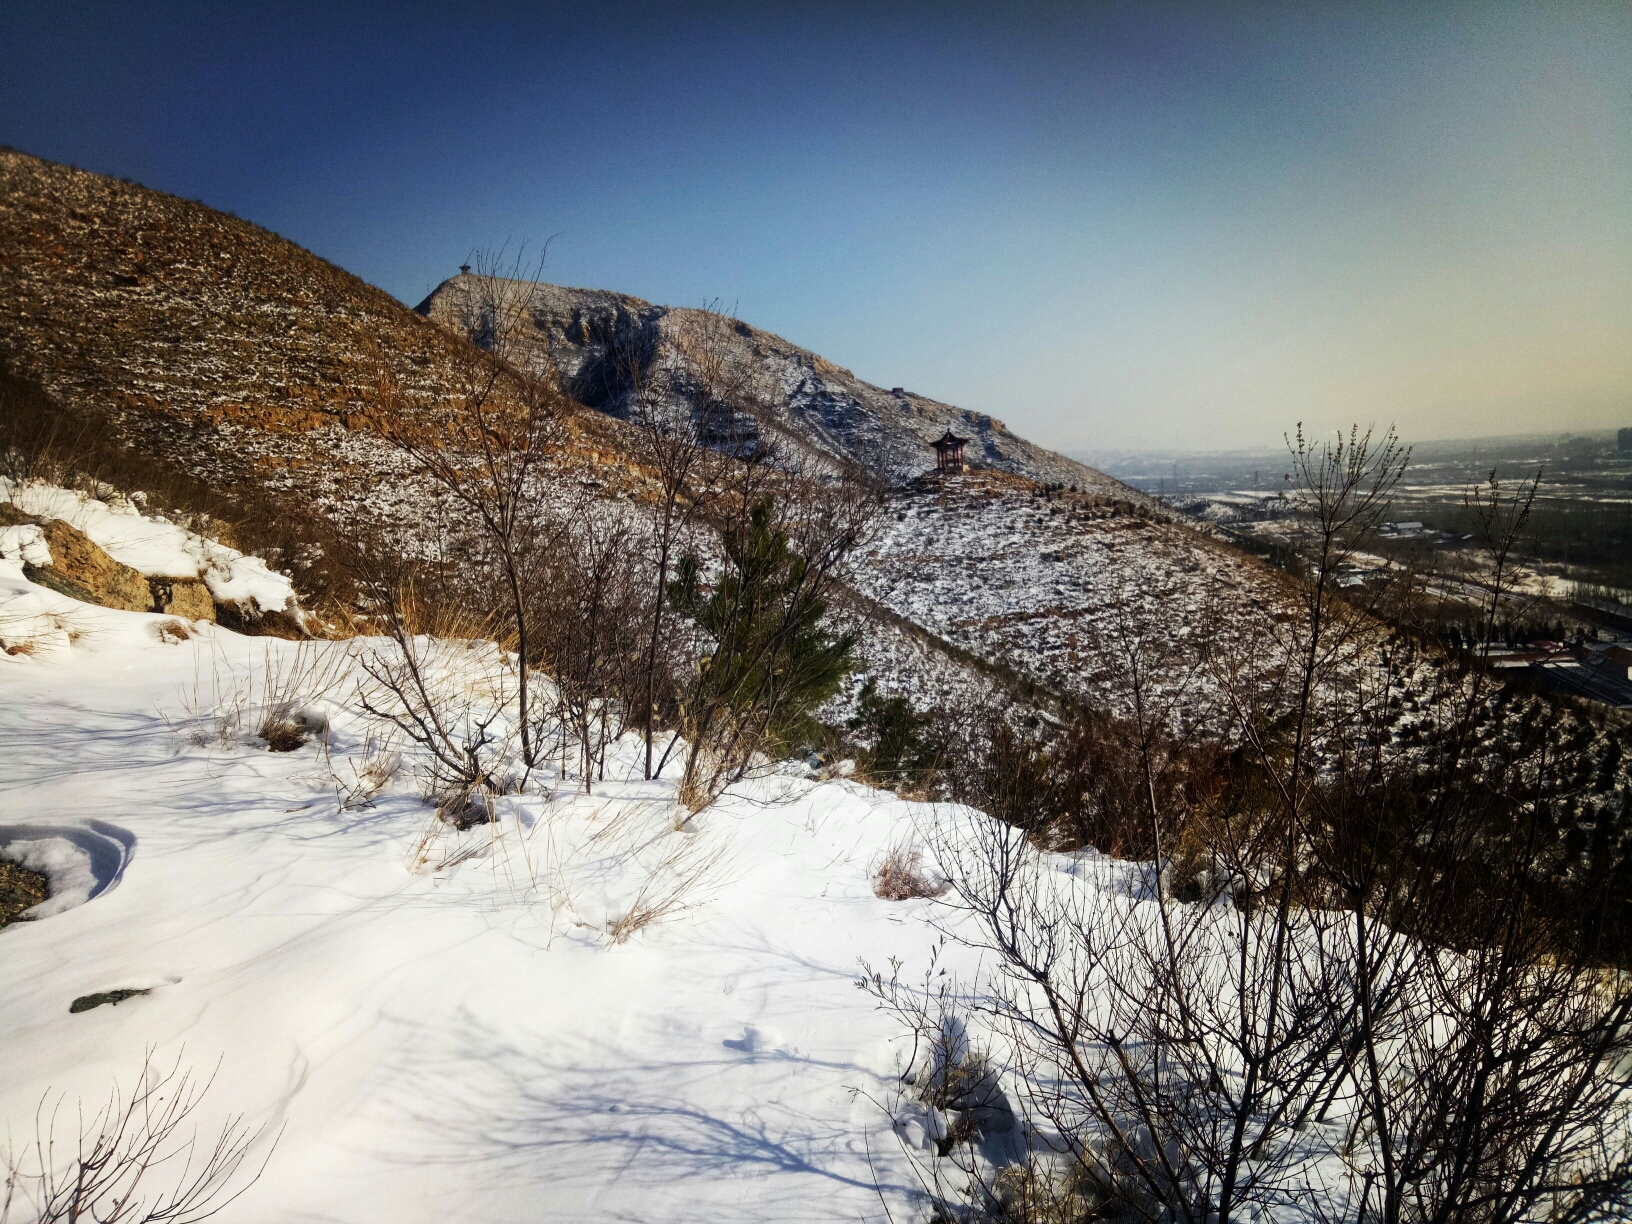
[356,262,880,820]
[867,427,1632,1224]
[0,1051,277,1223]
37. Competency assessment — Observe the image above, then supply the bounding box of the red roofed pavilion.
[930,430,969,473]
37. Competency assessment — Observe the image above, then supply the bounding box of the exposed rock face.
[415,276,1142,496]
[27,519,152,612]
[4,504,221,622]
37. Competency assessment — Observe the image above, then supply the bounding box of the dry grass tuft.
[259,718,309,753]
[871,839,949,901]
[154,618,192,644]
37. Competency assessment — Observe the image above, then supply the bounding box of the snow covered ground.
[0,599,980,1222]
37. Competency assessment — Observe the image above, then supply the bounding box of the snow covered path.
[0,621,946,1221]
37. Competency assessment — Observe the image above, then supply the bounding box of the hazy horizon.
[1076,423,1629,461]
[3,1,1626,453]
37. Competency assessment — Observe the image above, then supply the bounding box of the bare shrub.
[530,507,650,790]
[858,950,1021,1210]
[0,1050,278,1224]
[352,584,523,821]
[870,839,947,901]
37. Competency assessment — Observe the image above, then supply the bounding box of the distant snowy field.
[0,600,979,1221]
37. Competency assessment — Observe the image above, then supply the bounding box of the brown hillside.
[0,149,633,524]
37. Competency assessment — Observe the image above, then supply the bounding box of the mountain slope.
[0,149,1283,721]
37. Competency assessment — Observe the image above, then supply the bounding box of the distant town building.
[931,430,970,473]
[1609,645,1632,682]
[1620,427,1632,452]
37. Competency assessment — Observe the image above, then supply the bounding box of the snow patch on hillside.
[854,476,1285,718]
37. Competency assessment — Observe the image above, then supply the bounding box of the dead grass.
[153,618,192,644]
[259,719,309,753]
[870,839,949,901]
[319,729,401,812]
[170,639,346,752]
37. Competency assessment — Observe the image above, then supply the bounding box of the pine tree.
[669,498,857,804]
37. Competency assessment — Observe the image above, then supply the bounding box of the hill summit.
[415,274,1126,492]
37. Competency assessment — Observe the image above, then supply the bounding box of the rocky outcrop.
[146,576,215,621]
[26,519,153,612]
[3,507,221,622]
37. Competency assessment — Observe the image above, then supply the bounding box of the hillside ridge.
[415,273,1145,497]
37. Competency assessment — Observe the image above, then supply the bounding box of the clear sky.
[3,2,1627,451]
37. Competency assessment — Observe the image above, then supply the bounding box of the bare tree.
[1,1051,278,1224]
[1299,467,1632,1224]
[531,507,649,789]
[372,248,574,782]
[614,306,763,778]
[920,608,1356,1224]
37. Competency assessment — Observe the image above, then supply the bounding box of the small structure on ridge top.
[930,429,970,474]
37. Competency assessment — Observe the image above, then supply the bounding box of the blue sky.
[3,2,1627,450]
